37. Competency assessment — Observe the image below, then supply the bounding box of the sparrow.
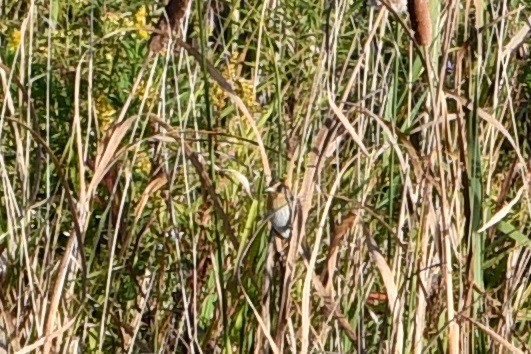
[265,179,294,239]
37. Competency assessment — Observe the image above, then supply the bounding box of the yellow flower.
[121,17,134,29]
[134,150,152,175]
[52,29,67,41]
[135,80,159,102]
[214,52,260,115]
[103,12,121,28]
[237,78,259,114]
[95,95,116,133]
[134,6,149,39]
[105,51,114,63]
[211,84,226,112]
[135,80,146,98]
[137,28,149,39]
[103,8,150,39]
[135,6,147,25]
[8,29,21,52]
[211,53,240,111]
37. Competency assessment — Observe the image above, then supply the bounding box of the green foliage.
[0,0,530,353]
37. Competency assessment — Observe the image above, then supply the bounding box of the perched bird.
[265,179,294,239]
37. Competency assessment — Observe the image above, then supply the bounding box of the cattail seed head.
[408,0,432,46]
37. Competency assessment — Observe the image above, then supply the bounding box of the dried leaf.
[221,168,252,197]
[478,185,525,233]
[328,93,369,156]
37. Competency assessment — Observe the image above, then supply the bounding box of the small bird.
[265,179,294,239]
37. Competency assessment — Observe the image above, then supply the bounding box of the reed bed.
[0,0,530,352]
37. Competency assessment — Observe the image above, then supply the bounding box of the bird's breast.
[271,204,290,227]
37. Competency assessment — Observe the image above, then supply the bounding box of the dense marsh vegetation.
[0,0,530,352]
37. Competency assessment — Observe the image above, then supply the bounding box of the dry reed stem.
[2,117,87,354]
[446,92,527,168]
[413,194,432,354]
[0,294,19,352]
[0,62,42,202]
[255,240,276,353]
[274,116,340,349]
[173,38,272,183]
[502,15,531,57]
[339,9,387,108]
[300,157,356,353]
[2,0,529,352]
[365,228,404,353]
[15,316,77,354]
[461,316,524,354]
[125,271,154,353]
[297,248,358,342]
[40,33,155,349]
[151,118,240,249]
[44,100,174,352]
[320,212,358,293]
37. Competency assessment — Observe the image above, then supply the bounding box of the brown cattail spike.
[408,0,432,46]
[149,0,191,54]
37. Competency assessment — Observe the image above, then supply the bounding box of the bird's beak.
[265,186,275,193]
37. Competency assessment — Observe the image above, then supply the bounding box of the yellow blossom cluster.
[95,94,116,133]
[211,52,260,117]
[102,5,150,39]
[134,6,149,39]
[134,149,152,176]
[135,79,158,100]
[8,29,21,52]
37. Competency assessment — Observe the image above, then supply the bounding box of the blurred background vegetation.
[0,0,530,353]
